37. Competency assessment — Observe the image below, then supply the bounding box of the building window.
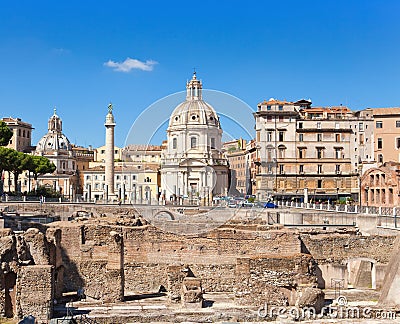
[317,122,321,129]
[377,138,383,149]
[278,105,283,111]
[116,175,120,180]
[211,138,215,149]
[267,115,272,122]
[335,134,340,142]
[132,175,136,180]
[101,150,105,154]
[267,148,273,161]
[317,133,322,141]
[317,164,322,174]
[279,164,284,174]
[278,131,284,142]
[298,148,305,159]
[299,165,304,173]
[376,121,383,128]
[267,131,272,142]
[299,133,303,142]
[317,148,323,159]
[267,164,272,173]
[397,138,400,149]
[317,179,322,188]
[359,134,364,144]
[267,105,271,110]
[396,121,400,128]
[378,154,383,163]
[336,164,341,173]
[190,137,197,148]
[278,147,285,158]
[359,122,364,131]
[335,148,341,159]
[298,122,303,129]
[335,123,340,129]
[172,138,177,149]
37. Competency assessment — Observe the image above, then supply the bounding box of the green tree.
[0,147,14,193]
[0,147,20,192]
[0,121,13,146]
[31,156,56,186]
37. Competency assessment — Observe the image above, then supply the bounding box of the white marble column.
[105,104,116,195]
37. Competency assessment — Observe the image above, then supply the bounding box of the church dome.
[169,72,220,128]
[36,109,72,154]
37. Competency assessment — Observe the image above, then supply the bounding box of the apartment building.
[82,162,160,202]
[372,108,400,164]
[1,117,34,152]
[223,139,248,196]
[254,99,374,202]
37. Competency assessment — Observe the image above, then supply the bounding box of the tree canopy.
[0,121,13,146]
[0,147,56,193]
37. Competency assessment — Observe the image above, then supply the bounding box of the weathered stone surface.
[24,228,50,265]
[300,232,396,264]
[296,287,325,312]
[234,254,321,307]
[181,277,203,308]
[17,265,54,321]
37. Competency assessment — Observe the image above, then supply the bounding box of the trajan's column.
[105,103,116,199]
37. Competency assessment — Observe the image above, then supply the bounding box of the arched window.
[172,138,177,149]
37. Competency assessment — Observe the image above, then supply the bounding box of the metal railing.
[275,200,400,230]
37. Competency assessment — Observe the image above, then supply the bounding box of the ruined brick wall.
[300,233,396,264]
[234,254,318,307]
[23,228,50,265]
[57,226,83,292]
[17,265,53,322]
[55,222,302,295]
[121,226,301,293]
[55,224,124,302]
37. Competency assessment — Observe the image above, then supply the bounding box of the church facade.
[35,110,77,197]
[160,73,229,205]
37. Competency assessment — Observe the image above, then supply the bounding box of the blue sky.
[1,0,399,148]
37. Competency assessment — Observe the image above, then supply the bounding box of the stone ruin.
[0,205,399,322]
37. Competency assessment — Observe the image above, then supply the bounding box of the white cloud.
[104,57,158,72]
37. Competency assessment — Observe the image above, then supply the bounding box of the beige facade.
[72,145,94,194]
[94,145,122,162]
[123,144,162,164]
[223,139,249,196]
[82,162,160,202]
[246,139,258,196]
[254,99,374,202]
[2,117,33,152]
[372,108,400,164]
